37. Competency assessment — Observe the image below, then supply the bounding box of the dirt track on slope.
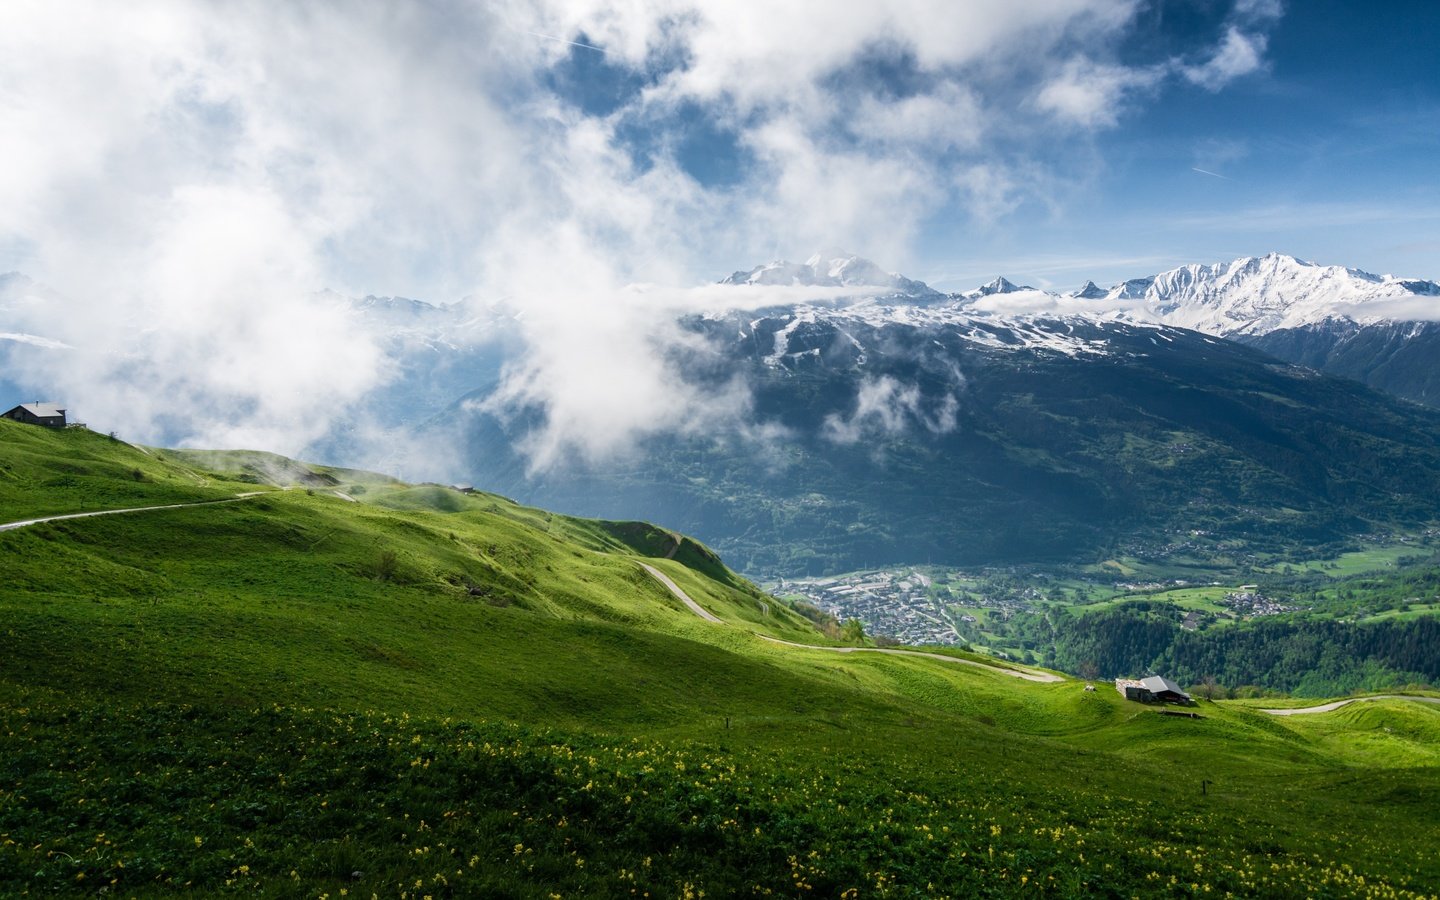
[0,493,266,533]
[1258,695,1440,716]
[639,562,724,622]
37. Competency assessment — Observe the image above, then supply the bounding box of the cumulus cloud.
[1181,0,1281,91]
[1183,27,1268,91]
[1036,57,1164,127]
[0,0,1282,464]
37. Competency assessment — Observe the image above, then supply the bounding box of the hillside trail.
[1258,695,1440,716]
[0,493,267,533]
[639,562,723,623]
[639,562,1064,683]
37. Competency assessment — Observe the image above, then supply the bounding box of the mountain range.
[446,253,1440,575]
[6,252,1440,576]
[947,252,1440,408]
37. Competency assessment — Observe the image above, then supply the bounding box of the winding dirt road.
[639,562,724,623]
[1258,695,1440,716]
[0,493,266,533]
[639,562,1064,682]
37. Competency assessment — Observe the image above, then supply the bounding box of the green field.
[1070,586,1232,616]
[1260,546,1424,577]
[3,420,1439,897]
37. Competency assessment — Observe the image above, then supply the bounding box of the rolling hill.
[2,419,1438,897]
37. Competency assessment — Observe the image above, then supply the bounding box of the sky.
[1,0,1439,453]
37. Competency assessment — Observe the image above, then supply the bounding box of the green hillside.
[2,420,1439,897]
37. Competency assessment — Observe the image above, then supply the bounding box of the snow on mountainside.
[713,255,1166,360]
[717,252,1440,342]
[1099,252,1440,336]
[954,252,1440,336]
[722,252,943,301]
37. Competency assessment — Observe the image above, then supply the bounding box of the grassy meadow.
[2,420,1438,897]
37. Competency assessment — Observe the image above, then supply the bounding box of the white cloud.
[0,0,1283,463]
[1184,26,1268,91]
[1036,57,1164,127]
[522,0,1141,111]
[823,375,960,445]
[851,83,983,151]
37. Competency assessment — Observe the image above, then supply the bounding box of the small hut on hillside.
[3,402,66,427]
[1115,675,1192,704]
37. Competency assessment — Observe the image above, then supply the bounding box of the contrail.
[1191,167,1233,181]
[521,29,607,53]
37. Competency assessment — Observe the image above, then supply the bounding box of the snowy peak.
[716,252,1440,337]
[970,276,1033,297]
[721,253,943,301]
[1107,253,1440,335]
[352,294,448,322]
[935,253,1440,337]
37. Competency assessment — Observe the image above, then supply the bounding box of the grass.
[1260,546,1420,577]
[0,420,246,520]
[2,423,1439,896]
[1360,602,1440,622]
[4,689,1439,898]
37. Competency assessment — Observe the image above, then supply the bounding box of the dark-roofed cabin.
[4,402,67,427]
[1115,675,1193,705]
[1140,675,1192,704]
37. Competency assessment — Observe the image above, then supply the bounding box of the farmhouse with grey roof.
[3,402,66,427]
[1115,675,1193,704]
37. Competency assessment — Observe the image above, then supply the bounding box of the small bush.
[372,549,399,582]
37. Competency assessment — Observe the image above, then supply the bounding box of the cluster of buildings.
[776,570,961,645]
[1222,589,1303,617]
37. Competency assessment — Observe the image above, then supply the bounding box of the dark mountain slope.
[1242,320,1440,409]
[452,313,1440,575]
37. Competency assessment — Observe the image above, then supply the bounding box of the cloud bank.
[0,1,1282,461]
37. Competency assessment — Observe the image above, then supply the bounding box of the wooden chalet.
[3,402,66,427]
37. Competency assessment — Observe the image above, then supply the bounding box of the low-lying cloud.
[0,1,1283,465]
[823,375,961,446]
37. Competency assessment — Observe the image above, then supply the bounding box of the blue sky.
[539,0,1440,290]
[940,0,1440,290]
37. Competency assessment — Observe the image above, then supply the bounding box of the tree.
[841,618,865,644]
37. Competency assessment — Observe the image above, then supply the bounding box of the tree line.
[1035,604,1437,697]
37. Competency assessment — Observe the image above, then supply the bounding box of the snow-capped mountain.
[722,252,943,301]
[709,252,1440,406]
[720,251,1440,337]
[1089,252,1440,336]
[711,255,1178,361]
[452,251,1440,576]
[1010,253,1440,406]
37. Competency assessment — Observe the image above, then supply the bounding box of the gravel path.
[1258,695,1440,716]
[639,562,724,623]
[0,494,264,533]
